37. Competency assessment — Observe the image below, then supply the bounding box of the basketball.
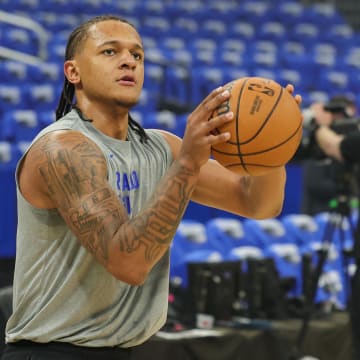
[211,77,303,176]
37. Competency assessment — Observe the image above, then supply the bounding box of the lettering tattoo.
[119,167,195,261]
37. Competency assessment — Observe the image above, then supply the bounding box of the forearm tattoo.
[37,133,195,265]
[120,166,195,261]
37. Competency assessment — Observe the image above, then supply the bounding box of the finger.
[206,131,231,146]
[193,88,231,118]
[285,83,294,94]
[294,94,302,106]
[207,111,234,134]
[193,86,225,112]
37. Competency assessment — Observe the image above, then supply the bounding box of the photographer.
[315,123,360,360]
[315,126,360,163]
[298,95,358,215]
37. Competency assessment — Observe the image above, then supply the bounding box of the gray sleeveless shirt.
[5,110,173,348]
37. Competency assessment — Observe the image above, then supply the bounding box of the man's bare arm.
[21,130,197,285]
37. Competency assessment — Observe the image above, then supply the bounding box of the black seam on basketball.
[227,163,281,169]
[239,86,284,146]
[212,122,302,157]
[235,78,249,172]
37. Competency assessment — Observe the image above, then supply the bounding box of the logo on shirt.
[115,170,139,215]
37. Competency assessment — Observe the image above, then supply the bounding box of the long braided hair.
[55,15,149,143]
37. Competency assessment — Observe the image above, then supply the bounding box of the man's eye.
[103,49,115,56]
[133,52,143,61]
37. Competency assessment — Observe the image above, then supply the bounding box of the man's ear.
[64,60,80,85]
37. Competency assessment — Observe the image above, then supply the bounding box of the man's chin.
[115,99,139,108]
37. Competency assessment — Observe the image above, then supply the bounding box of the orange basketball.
[211,77,303,176]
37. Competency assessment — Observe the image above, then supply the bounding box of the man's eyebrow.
[97,40,144,51]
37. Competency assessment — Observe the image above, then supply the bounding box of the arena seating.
[0,0,359,321]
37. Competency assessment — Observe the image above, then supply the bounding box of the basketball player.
[2,15,302,360]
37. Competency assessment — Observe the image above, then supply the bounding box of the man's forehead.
[87,20,139,40]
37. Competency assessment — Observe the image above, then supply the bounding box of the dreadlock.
[55,15,149,144]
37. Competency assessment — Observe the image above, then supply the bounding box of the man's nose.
[119,51,136,68]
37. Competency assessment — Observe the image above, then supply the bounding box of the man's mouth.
[118,75,136,85]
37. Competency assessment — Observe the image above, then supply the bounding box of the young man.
[2,15,301,360]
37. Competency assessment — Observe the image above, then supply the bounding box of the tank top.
[5,109,173,348]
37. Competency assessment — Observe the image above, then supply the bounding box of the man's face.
[69,20,145,108]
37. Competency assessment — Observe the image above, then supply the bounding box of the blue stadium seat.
[281,214,319,251]
[142,0,166,17]
[190,67,224,105]
[197,19,227,40]
[302,90,330,108]
[242,218,303,297]
[110,1,141,17]
[0,141,25,170]
[217,50,249,69]
[306,3,345,28]
[2,110,41,142]
[39,0,74,13]
[227,246,264,262]
[142,111,185,137]
[227,20,256,42]
[0,142,19,257]
[266,242,302,297]
[38,110,56,128]
[317,69,350,95]
[349,71,360,94]
[0,85,28,112]
[239,1,272,25]
[257,21,287,42]
[48,42,66,64]
[172,220,209,254]
[168,17,199,38]
[170,219,223,287]
[141,16,171,37]
[28,62,62,84]
[162,65,191,107]
[0,61,29,84]
[143,61,164,99]
[270,2,306,26]
[219,38,248,54]
[276,68,307,93]
[289,22,321,48]
[2,26,38,56]
[205,217,249,256]
[243,218,292,248]
[251,68,278,82]
[5,0,40,12]
[132,89,157,114]
[222,68,250,86]
[192,48,217,67]
[26,84,60,111]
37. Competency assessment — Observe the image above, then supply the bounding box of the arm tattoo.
[119,166,195,261]
[37,133,127,263]
[37,132,196,266]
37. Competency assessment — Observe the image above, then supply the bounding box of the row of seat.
[170,213,357,310]
[0,108,187,145]
[2,0,346,27]
[1,0,359,113]
[1,64,360,118]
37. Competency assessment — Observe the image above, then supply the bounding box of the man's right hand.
[178,86,234,172]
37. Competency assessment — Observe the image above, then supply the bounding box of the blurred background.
[1,2,360,354]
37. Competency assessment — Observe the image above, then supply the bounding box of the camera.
[293,97,360,162]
